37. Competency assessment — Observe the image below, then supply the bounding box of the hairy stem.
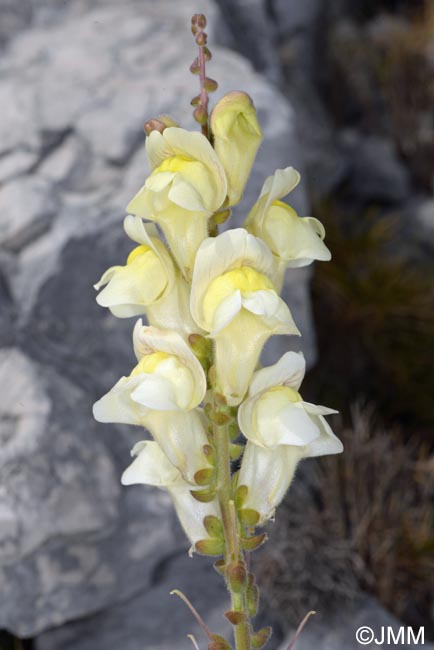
[214,402,252,650]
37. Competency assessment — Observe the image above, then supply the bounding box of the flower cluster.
[93,87,342,553]
[93,16,343,646]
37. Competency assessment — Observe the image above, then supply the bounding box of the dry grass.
[329,3,434,189]
[258,407,434,633]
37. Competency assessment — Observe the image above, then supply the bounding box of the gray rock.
[0,0,32,48]
[0,176,58,251]
[340,131,411,204]
[0,149,38,184]
[35,552,232,650]
[277,595,434,650]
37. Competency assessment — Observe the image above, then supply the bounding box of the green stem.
[214,410,252,650]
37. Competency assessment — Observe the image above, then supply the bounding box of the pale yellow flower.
[122,440,221,550]
[211,91,262,206]
[93,323,209,482]
[126,127,227,278]
[245,167,331,290]
[94,216,199,335]
[190,228,299,405]
[238,352,343,523]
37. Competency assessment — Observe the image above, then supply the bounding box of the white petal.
[168,176,207,212]
[210,290,242,335]
[248,351,306,397]
[303,415,343,458]
[169,486,221,545]
[93,376,148,426]
[131,373,179,410]
[121,440,181,487]
[123,215,159,247]
[238,442,300,524]
[143,409,210,484]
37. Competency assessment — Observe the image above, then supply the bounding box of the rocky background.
[1,0,433,649]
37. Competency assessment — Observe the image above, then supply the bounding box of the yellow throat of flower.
[126,244,152,265]
[154,155,194,175]
[203,266,274,324]
[130,352,172,376]
[267,384,302,403]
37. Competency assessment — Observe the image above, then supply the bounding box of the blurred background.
[0,0,433,649]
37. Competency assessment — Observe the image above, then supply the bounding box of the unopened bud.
[191,94,201,106]
[229,443,244,461]
[143,118,166,135]
[189,333,212,358]
[214,559,226,575]
[203,444,215,465]
[251,627,272,649]
[204,77,218,92]
[192,13,207,29]
[196,32,208,46]
[193,105,208,125]
[203,46,212,61]
[190,58,200,74]
[235,485,248,509]
[226,562,247,593]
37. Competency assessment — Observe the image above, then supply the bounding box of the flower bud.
[210,92,262,206]
[190,57,200,74]
[194,105,208,125]
[225,611,246,625]
[196,31,207,46]
[204,77,218,92]
[192,13,207,29]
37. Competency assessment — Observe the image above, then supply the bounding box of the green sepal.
[241,532,267,552]
[203,515,224,539]
[247,583,259,618]
[226,562,247,593]
[213,559,226,575]
[208,634,232,650]
[235,484,248,509]
[194,467,215,486]
[203,444,215,465]
[238,508,260,527]
[224,610,246,625]
[251,627,272,649]
[190,488,216,503]
[228,423,239,440]
[195,538,225,556]
[229,443,244,461]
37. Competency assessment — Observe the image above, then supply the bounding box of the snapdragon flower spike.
[94,216,199,335]
[122,440,221,551]
[210,91,262,207]
[245,167,331,291]
[238,351,343,524]
[93,323,210,482]
[126,127,227,279]
[190,228,300,405]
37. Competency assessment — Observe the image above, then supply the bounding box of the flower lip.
[190,228,277,331]
[132,321,207,410]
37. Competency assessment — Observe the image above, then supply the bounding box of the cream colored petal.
[247,351,306,397]
[303,415,343,458]
[145,171,176,192]
[123,215,159,247]
[214,309,292,406]
[143,409,210,484]
[157,208,210,280]
[146,272,203,336]
[132,322,206,408]
[121,440,182,487]
[210,290,242,336]
[94,265,121,291]
[238,442,300,524]
[130,373,179,410]
[256,401,321,448]
[190,228,276,331]
[92,376,148,426]
[302,401,338,416]
[246,166,301,227]
[168,176,207,212]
